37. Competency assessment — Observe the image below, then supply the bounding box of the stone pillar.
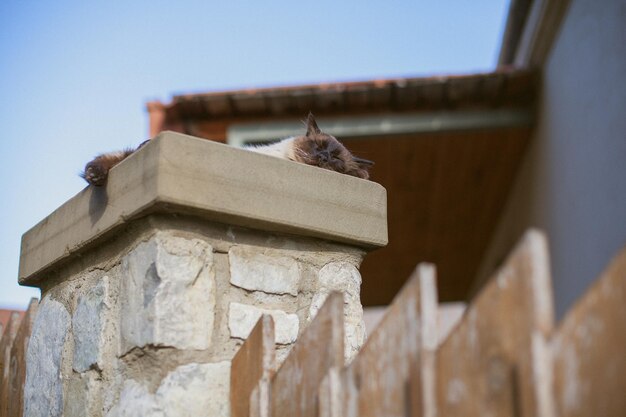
[18,132,387,417]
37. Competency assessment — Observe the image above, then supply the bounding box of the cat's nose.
[319,151,330,162]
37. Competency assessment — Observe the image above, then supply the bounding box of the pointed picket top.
[436,229,556,417]
[270,292,344,417]
[231,314,276,417]
[336,262,438,417]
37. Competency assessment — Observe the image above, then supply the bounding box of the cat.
[81,113,373,186]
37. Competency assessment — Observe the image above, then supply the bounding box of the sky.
[0,0,510,309]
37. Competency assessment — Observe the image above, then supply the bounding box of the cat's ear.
[305,112,321,136]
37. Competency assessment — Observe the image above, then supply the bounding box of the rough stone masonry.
[18,132,387,417]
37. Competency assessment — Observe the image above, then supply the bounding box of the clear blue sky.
[0,0,509,309]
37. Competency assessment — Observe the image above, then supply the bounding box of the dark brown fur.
[291,113,372,179]
[81,114,372,186]
[81,149,135,186]
[81,140,149,186]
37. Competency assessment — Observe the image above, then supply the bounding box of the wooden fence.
[0,298,37,417]
[232,229,626,417]
[1,229,624,416]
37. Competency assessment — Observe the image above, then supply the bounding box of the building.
[146,69,538,307]
[146,0,625,317]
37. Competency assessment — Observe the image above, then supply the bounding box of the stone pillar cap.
[19,131,388,286]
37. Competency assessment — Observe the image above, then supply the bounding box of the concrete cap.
[19,131,387,286]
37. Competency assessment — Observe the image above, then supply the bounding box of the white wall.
[478,0,626,318]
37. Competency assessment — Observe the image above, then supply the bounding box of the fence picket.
[7,299,37,417]
[404,357,421,417]
[0,312,22,417]
[249,379,271,417]
[231,314,276,417]
[318,367,342,417]
[340,263,438,417]
[270,292,344,417]
[436,229,556,417]
[7,298,37,417]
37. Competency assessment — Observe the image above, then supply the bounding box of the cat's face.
[292,114,372,179]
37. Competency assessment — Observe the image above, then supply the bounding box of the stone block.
[73,277,110,372]
[120,232,216,353]
[157,361,231,417]
[228,302,299,345]
[309,262,366,359]
[64,371,101,417]
[107,362,230,417]
[229,247,300,296]
[23,296,71,417]
[106,379,162,417]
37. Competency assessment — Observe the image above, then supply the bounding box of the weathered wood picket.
[231,229,626,417]
[0,298,37,417]
[231,314,276,417]
[436,230,556,417]
[270,292,345,417]
[332,263,438,417]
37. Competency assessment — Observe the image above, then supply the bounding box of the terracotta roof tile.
[150,68,539,126]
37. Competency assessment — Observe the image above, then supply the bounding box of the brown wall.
[343,127,529,305]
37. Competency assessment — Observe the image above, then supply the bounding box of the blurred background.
[0,0,509,309]
[2,0,624,322]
